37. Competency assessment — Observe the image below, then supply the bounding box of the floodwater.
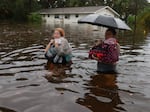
[0,23,150,112]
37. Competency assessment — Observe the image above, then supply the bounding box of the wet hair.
[106,28,117,35]
[54,28,65,37]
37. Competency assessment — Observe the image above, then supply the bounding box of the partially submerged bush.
[28,13,42,23]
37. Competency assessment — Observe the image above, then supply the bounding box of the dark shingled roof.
[39,6,107,14]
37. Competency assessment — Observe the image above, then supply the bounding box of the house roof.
[39,6,120,17]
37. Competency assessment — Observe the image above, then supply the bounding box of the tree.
[0,0,14,19]
[138,7,150,32]
[0,0,41,21]
[104,0,148,22]
[0,0,149,23]
[38,0,50,8]
[39,0,104,8]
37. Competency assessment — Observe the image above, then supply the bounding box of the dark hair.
[106,28,117,35]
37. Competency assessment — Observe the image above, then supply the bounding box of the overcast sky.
[148,0,150,3]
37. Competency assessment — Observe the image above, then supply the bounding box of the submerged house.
[39,6,120,24]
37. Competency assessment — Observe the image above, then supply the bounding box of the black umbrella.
[78,14,131,31]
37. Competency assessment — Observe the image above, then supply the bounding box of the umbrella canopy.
[78,14,131,31]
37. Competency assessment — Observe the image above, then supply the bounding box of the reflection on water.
[44,61,73,84]
[76,74,124,112]
[0,23,150,112]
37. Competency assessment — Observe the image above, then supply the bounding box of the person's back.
[97,28,120,73]
[100,37,119,64]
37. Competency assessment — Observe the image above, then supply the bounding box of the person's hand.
[49,39,54,45]
[54,42,59,47]
[92,54,99,60]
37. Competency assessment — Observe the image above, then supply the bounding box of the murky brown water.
[0,23,150,112]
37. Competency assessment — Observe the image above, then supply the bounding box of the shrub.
[28,13,42,23]
[127,15,135,27]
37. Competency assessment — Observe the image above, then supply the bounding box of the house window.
[65,14,70,19]
[55,14,59,19]
[47,14,50,17]
[75,14,79,18]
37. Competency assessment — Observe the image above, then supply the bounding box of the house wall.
[41,8,117,24]
[42,13,88,24]
[41,8,117,33]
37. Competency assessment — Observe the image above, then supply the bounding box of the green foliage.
[0,0,14,19]
[28,13,42,23]
[137,7,150,32]
[0,0,41,22]
[13,0,41,21]
[0,0,149,25]
[38,0,51,8]
[112,0,148,21]
[127,15,135,27]
[13,0,28,21]
[39,0,104,8]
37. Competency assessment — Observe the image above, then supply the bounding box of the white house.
[39,6,120,24]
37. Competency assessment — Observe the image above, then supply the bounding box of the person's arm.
[45,39,54,53]
[92,55,99,60]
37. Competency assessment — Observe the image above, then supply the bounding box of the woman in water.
[45,28,72,64]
